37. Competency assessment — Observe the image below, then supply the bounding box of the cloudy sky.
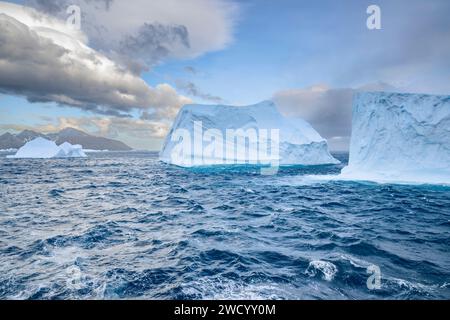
[0,0,449,150]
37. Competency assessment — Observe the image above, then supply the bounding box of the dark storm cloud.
[26,0,192,74]
[24,0,237,77]
[332,0,450,92]
[274,86,354,140]
[119,23,190,69]
[273,82,398,151]
[0,13,188,116]
[26,0,67,15]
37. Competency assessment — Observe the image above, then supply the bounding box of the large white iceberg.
[8,137,87,159]
[160,101,338,168]
[340,92,450,185]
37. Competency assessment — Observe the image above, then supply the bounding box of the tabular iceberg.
[8,137,87,158]
[160,101,339,168]
[340,92,450,185]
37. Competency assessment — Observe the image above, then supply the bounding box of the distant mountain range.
[0,128,132,151]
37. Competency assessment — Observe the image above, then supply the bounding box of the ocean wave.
[180,277,293,300]
[1,152,449,299]
[305,260,338,281]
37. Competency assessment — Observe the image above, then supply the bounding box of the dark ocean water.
[0,151,449,300]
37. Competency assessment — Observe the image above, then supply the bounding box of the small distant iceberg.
[7,137,87,159]
[58,141,86,158]
[160,101,339,168]
[339,92,450,185]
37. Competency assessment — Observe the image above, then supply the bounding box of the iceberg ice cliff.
[160,101,338,167]
[340,92,450,184]
[8,137,87,158]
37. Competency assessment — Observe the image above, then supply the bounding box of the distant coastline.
[0,127,132,151]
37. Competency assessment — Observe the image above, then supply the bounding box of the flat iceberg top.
[8,137,87,159]
[340,91,450,185]
[160,101,338,167]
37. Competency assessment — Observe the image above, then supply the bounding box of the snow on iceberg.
[340,92,450,185]
[7,137,87,158]
[160,101,339,170]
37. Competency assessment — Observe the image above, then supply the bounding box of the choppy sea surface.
[0,151,449,300]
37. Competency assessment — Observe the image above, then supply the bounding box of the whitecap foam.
[305,260,338,282]
[383,276,441,297]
